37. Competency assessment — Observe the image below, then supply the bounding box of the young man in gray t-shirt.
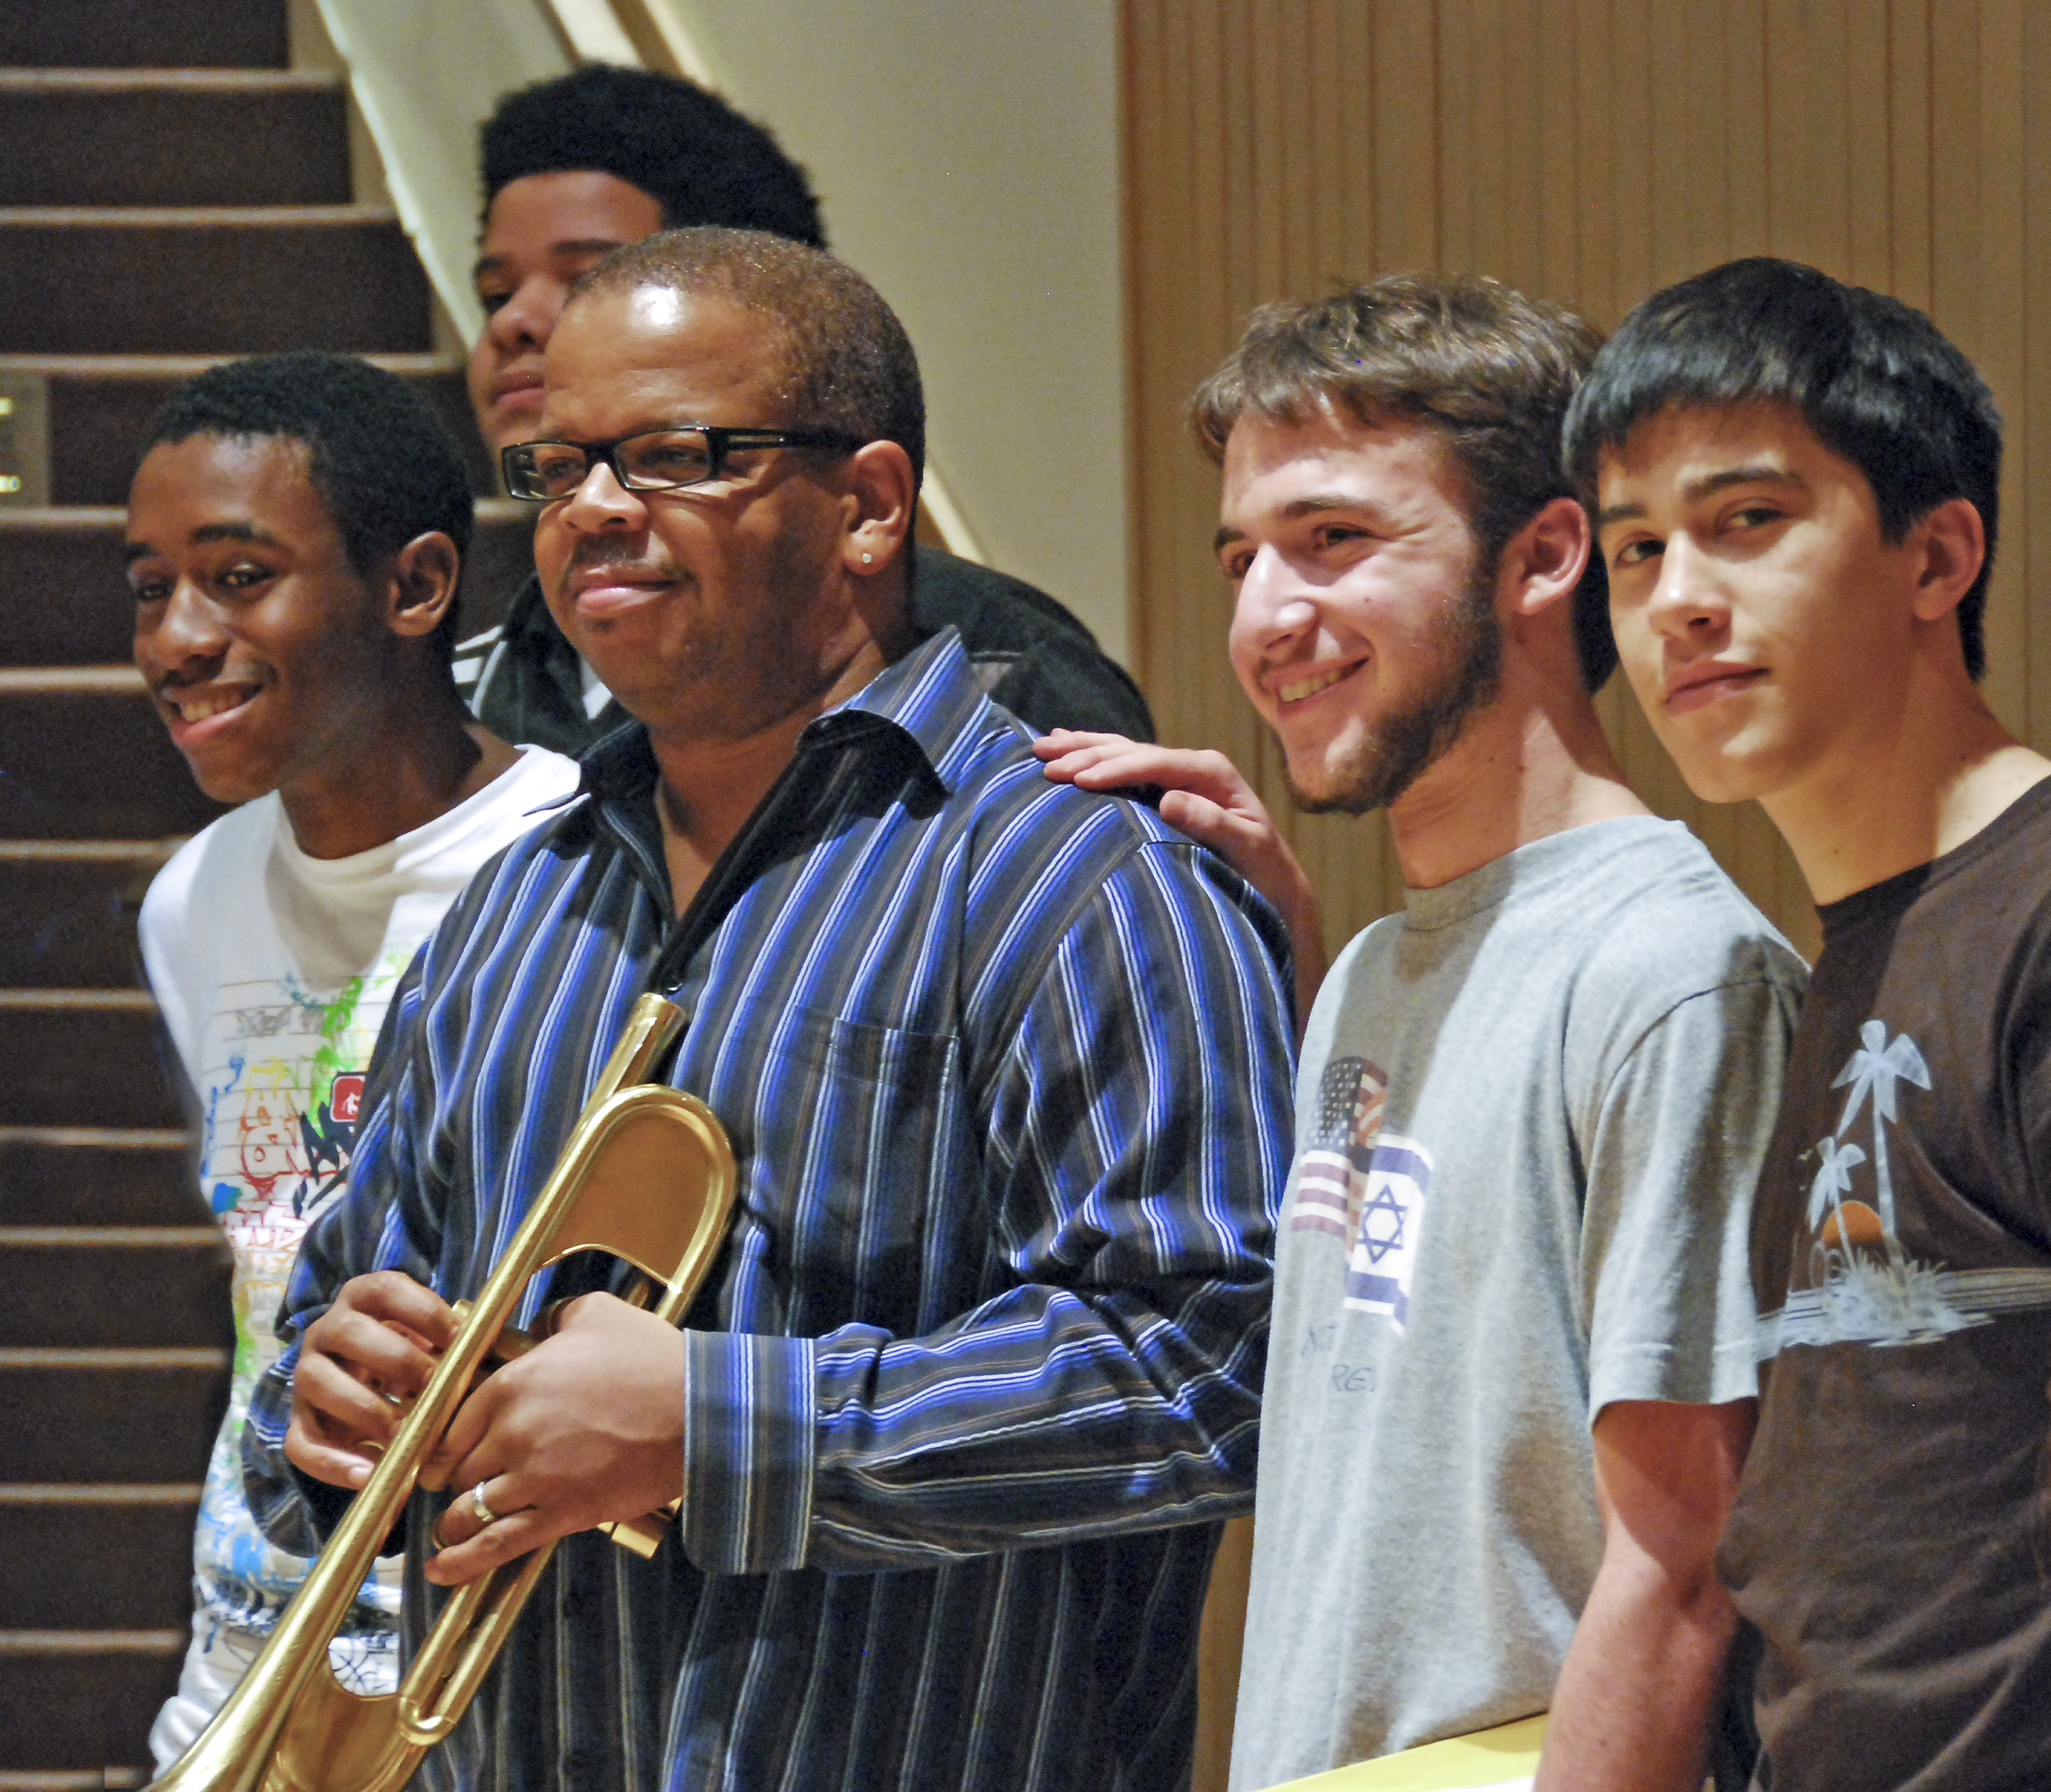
[1041,275,1803,1791]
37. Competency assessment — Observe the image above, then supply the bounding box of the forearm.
[1536,1397,1754,1792]
[683,1278,1270,1576]
[1535,1540,1734,1792]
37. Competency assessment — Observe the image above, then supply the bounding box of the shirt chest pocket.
[716,1004,969,1332]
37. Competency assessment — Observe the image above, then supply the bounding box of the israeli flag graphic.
[1343,1134,1431,1330]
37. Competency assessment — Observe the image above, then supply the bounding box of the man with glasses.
[456,62,1152,751]
[243,228,1293,1792]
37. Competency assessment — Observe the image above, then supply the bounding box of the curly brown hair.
[1193,273,1611,689]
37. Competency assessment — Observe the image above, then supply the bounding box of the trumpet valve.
[598,1497,682,1558]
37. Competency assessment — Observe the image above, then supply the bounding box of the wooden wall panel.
[1125,0,2048,976]
[2028,5,2051,742]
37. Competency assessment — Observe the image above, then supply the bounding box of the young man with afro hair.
[457,62,1153,751]
[128,351,580,1772]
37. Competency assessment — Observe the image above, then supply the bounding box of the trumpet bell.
[245,1670,407,1792]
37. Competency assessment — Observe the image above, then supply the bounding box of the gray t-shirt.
[1230,817,1804,1791]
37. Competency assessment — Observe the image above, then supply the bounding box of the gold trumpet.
[154,993,736,1792]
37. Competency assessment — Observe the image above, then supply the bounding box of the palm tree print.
[1829,1019,1931,1252]
[1807,1135,1868,1240]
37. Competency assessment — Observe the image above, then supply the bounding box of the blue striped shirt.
[245,630,1295,1791]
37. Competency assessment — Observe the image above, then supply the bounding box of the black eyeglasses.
[500,425,865,502]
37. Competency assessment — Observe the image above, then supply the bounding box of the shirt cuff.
[681,1330,817,1575]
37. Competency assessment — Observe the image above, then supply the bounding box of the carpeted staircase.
[0,1,524,1779]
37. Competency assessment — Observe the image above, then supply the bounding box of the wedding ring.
[467,1481,500,1527]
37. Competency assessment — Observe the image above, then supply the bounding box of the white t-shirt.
[138,745,580,1709]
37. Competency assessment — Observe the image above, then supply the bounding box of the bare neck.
[279,669,518,859]
[1386,661,1647,891]
[649,638,892,915]
[1763,658,2050,905]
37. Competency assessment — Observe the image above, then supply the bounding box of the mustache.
[560,537,684,585]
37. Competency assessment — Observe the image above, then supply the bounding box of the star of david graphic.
[1357,1177,1409,1264]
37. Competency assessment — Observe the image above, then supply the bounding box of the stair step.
[0,1487,202,1630]
[0,352,496,505]
[0,1225,231,1350]
[0,209,432,356]
[0,675,225,838]
[0,1127,203,1228]
[0,70,349,209]
[0,1772,148,1789]
[0,992,187,1131]
[0,667,144,691]
[0,503,533,663]
[0,1348,228,1483]
[0,1773,147,1789]
[0,0,287,70]
[0,509,139,665]
[0,1631,183,1775]
[0,841,176,989]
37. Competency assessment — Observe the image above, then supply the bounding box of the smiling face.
[1597,399,1934,808]
[468,171,666,459]
[1220,407,1501,814]
[128,433,392,805]
[531,284,857,743]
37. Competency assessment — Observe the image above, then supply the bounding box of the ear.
[838,440,917,577]
[1494,495,1592,618]
[384,531,462,641]
[1907,496,1985,623]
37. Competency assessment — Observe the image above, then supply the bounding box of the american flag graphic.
[1289,1056,1386,1239]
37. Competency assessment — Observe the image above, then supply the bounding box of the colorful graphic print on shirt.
[202,972,370,1378]
[1764,1016,2051,1355]
[1288,1054,1434,1330]
[193,957,410,1640]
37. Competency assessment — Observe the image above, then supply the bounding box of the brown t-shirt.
[1721,779,2051,1792]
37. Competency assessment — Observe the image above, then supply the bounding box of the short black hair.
[481,65,825,249]
[576,227,925,490]
[1564,257,2003,679]
[142,350,476,650]
[1194,273,1614,691]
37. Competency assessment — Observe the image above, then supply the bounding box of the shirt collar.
[574,627,989,807]
[827,626,988,792]
[571,630,994,991]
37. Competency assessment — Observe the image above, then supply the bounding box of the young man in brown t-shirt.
[1568,256,2051,1791]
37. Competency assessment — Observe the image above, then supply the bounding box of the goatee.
[1286,571,1502,816]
